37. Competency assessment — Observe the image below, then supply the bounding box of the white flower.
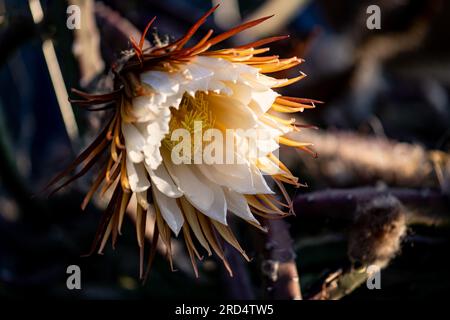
[122,56,295,234]
[53,7,318,278]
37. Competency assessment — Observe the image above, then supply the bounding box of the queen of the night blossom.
[46,5,320,279]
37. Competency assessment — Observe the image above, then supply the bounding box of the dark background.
[1,0,449,299]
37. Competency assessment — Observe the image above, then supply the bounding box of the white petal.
[205,94,258,130]
[195,56,239,82]
[202,161,274,195]
[143,144,163,170]
[122,123,145,163]
[140,71,180,95]
[223,188,260,224]
[197,163,257,194]
[255,73,286,87]
[131,95,159,119]
[181,63,214,93]
[146,162,183,198]
[162,94,183,109]
[162,152,227,224]
[126,156,150,192]
[259,114,293,134]
[240,73,271,91]
[225,81,252,105]
[138,107,171,170]
[162,152,214,212]
[153,187,184,235]
[257,156,285,175]
[187,171,227,225]
[200,180,227,225]
[256,138,280,155]
[208,80,229,94]
[250,165,275,194]
[234,63,259,76]
[251,89,279,113]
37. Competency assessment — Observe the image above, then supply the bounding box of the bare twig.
[262,219,302,300]
[29,0,79,142]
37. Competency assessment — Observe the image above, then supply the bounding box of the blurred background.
[1,0,449,300]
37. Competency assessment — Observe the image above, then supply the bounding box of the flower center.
[163,91,215,152]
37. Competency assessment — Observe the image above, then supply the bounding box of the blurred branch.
[307,268,366,300]
[69,0,104,87]
[211,0,241,29]
[294,187,450,226]
[28,0,79,142]
[295,130,450,190]
[262,219,302,300]
[235,0,310,44]
[342,11,431,123]
[1,2,80,142]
